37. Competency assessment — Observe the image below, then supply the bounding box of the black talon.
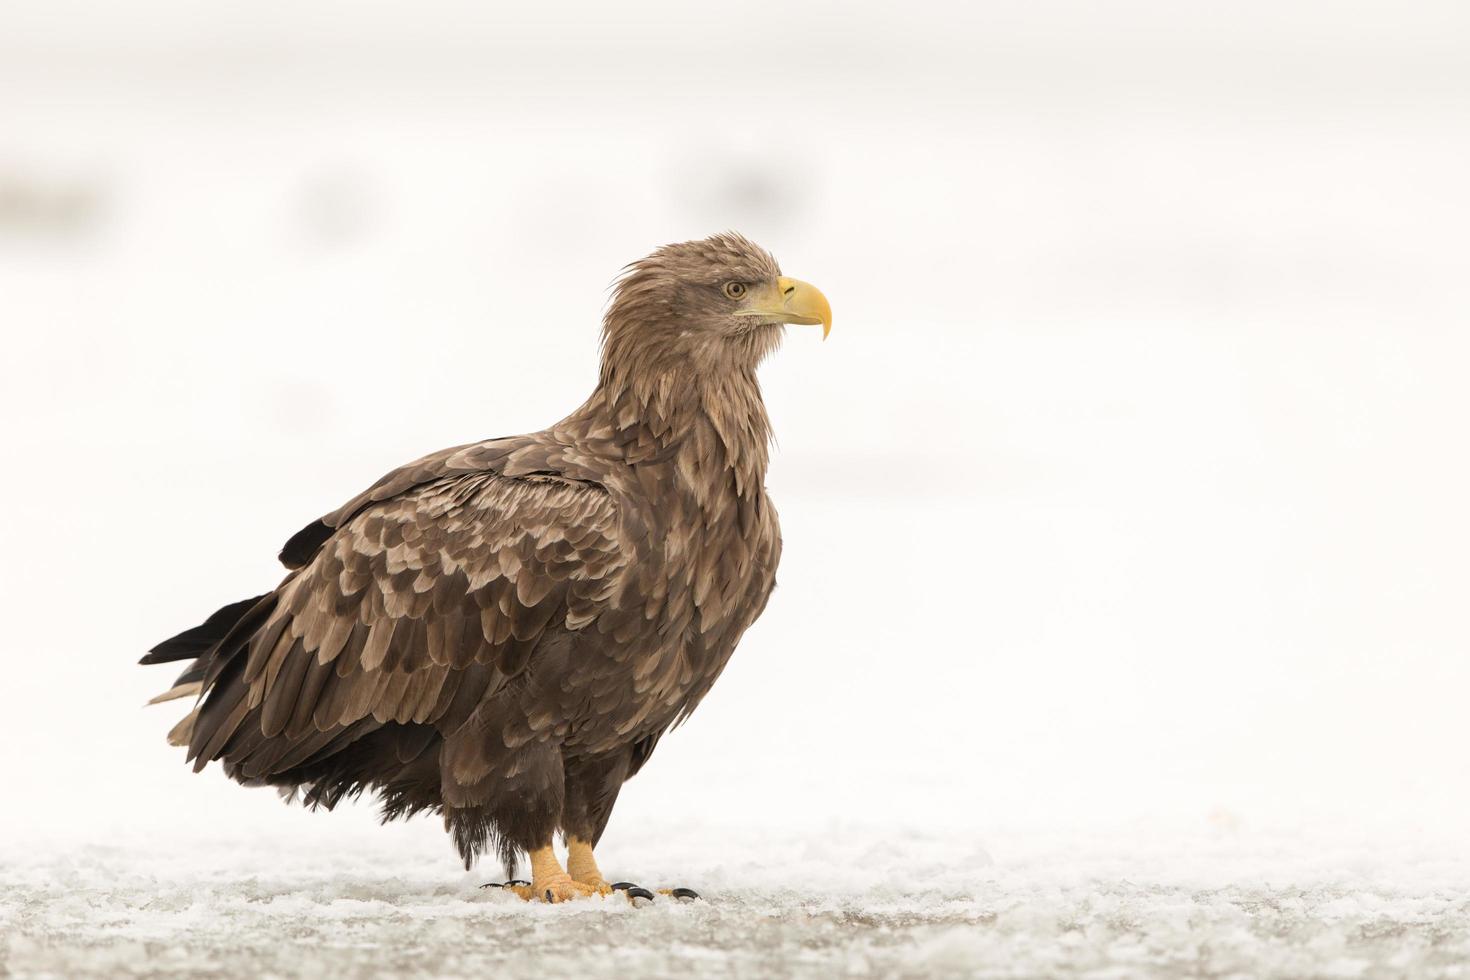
[544,888,555,902]
[610,881,639,891]
[506,879,529,887]
[670,887,701,901]
[479,882,502,889]
[627,886,655,902]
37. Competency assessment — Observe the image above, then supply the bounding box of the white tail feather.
[146,681,203,706]
[167,708,199,747]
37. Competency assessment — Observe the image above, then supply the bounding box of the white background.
[2,0,1468,857]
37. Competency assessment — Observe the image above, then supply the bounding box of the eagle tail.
[141,593,274,744]
[141,594,269,665]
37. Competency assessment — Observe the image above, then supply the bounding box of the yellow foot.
[571,873,615,895]
[566,837,651,903]
[483,841,692,905]
[580,876,658,903]
[483,875,675,905]
[507,873,602,903]
[565,839,697,903]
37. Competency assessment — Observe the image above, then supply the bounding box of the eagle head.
[601,232,831,376]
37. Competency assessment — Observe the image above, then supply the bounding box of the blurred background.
[2,0,1468,853]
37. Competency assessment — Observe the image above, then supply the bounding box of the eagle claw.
[609,881,656,904]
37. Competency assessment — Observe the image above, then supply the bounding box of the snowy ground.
[5,820,1470,979]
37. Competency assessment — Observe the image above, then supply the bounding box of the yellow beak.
[774,276,832,339]
[736,276,833,339]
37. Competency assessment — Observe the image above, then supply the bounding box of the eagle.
[141,233,831,903]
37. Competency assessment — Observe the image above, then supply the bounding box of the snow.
[5,820,1470,978]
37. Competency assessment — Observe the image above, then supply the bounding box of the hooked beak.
[735,276,833,339]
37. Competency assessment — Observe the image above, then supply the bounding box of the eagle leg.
[502,844,604,903]
[566,835,612,891]
[567,836,694,903]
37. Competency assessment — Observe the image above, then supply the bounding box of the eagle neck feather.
[588,326,773,503]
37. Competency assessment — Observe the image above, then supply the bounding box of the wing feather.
[191,467,626,778]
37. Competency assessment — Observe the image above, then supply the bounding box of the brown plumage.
[142,233,831,882]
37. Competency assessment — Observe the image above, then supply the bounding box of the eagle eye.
[722,281,747,299]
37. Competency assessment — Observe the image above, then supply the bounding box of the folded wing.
[187,469,626,782]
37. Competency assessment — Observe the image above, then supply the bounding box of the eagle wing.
[187,465,627,780]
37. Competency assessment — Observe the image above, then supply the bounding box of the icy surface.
[4,822,1469,979]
